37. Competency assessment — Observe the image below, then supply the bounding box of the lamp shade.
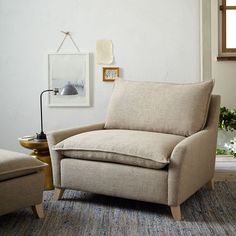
[60,82,78,95]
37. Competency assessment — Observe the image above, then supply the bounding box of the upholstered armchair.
[47,79,220,220]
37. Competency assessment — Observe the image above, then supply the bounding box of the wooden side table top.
[19,139,49,152]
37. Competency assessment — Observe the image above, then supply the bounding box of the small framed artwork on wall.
[103,67,119,82]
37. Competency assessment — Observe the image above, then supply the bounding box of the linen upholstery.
[53,129,185,170]
[0,172,44,216]
[47,123,105,187]
[168,95,221,206]
[47,91,220,219]
[61,159,168,204]
[105,79,214,136]
[0,149,47,181]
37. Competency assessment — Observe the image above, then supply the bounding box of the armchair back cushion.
[105,79,214,136]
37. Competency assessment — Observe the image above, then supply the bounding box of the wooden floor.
[214,156,236,182]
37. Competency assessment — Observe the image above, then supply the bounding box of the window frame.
[220,0,236,53]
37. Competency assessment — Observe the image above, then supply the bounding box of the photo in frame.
[102,67,119,82]
[48,53,90,107]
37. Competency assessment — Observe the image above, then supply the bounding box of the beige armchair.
[47,79,220,220]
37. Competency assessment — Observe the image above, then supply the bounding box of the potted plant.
[216,107,236,157]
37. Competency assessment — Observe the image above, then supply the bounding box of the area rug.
[0,182,235,236]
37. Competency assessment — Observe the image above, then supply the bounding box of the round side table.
[19,139,54,190]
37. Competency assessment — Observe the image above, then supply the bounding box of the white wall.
[200,0,212,81]
[211,0,236,109]
[0,0,200,152]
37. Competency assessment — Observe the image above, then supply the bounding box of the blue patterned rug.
[0,182,235,236]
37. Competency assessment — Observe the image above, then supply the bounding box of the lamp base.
[36,132,47,140]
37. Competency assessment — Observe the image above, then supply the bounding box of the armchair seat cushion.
[53,130,185,170]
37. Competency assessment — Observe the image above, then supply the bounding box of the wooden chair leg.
[206,179,214,190]
[170,206,182,221]
[32,203,44,218]
[53,188,65,201]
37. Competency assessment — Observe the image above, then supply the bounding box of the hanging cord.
[56,31,80,53]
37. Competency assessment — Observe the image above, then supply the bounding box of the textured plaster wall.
[0,0,200,151]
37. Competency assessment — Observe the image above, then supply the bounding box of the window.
[220,0,236,52]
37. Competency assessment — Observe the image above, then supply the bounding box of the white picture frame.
[48,53,90,107]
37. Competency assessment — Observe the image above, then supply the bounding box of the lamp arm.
[39,89,53,134]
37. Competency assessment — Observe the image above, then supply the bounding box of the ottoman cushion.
[0,149,47,181]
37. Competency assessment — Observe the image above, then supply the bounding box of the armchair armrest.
[46,123,105,187]
[168,129,216,206]
[168,95,220,206]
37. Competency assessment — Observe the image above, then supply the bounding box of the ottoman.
[0,149,47,218]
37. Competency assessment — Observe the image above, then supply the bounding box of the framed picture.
[48,53,90,107]
[103,67,119,82]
